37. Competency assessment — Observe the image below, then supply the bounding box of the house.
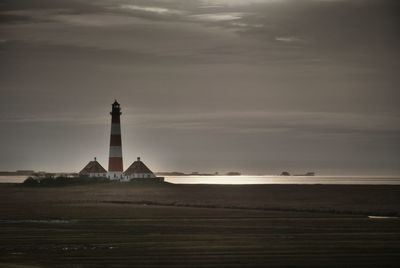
[124,157,156,180]
[79,158,107,178]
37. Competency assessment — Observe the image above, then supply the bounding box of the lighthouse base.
[107,171,124,181]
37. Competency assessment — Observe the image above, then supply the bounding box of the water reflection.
[1,175,400,185]
[165,175,400,185]
[0,176,28,183]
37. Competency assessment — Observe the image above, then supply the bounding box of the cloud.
[200,0,285,6]
[189,12,244,21]
[51,13,144,26]
[0,114,105,125]
[125,110,400,137]
[0,8,73,23]
[2,109,399,138]
[0,7,152,27]
[275,36,302,42]
[118,5,184,15]
[231,22,264,28]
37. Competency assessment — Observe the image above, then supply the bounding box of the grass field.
[0,183,399,267]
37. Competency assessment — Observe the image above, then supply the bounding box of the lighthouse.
[108,100,124,180]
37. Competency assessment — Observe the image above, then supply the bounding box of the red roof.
[124,158,154,175]
[79,160,107,175]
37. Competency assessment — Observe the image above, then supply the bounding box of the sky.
[0,0,399,175]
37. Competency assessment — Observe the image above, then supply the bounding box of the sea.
[1,175,400,185]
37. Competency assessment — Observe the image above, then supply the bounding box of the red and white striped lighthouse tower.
[108,100,124,180]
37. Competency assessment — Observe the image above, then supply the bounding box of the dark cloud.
[0,0,399,174]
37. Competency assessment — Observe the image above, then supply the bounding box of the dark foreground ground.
[0,183,399,267]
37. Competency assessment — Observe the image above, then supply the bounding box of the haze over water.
[167,175,400,185]
[2,175,400,185]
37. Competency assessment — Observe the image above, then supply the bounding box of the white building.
[123,157,156,180]
[79,158,107,178]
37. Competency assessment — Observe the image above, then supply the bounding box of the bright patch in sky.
[201,0,283,6]
[190,12,243,21]
[119,5,184,15]
[275,36,301,42]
